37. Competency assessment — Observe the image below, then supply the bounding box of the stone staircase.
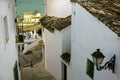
[20,43,56,80]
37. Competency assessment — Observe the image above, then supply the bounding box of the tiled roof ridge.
[61,52,71,64]
[40,15,71,33]
[71,0,120,36]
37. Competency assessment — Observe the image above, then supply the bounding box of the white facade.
[43,27,71,80]
[24,12,32,19]
[46,0,71,17]
[43,0,71,80]
[0,0,20,80]
[23,12,41,26]
[67,3,120,80]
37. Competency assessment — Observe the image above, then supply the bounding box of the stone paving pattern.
[20,43,56,80]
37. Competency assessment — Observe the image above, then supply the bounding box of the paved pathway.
[20,43,55,80]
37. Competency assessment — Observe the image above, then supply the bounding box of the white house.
[41,0,71,80]
[67,1,120,80]
[41,15,71,80]
[0,0,20,80]
[41,0,120,80]
[23,12,41,24]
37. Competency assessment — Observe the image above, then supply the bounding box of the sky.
[16,0,45,18]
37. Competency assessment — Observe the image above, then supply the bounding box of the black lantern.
[91,49,116,73]
[91,49,105,65]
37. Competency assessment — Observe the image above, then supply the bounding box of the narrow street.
[20,42,55,80]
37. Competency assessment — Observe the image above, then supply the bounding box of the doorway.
[62,62,67,80]
[13,61,19,80]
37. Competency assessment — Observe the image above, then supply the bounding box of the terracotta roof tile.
[61,52,71,63]
[71,0,120,36]
[40,15,71,33]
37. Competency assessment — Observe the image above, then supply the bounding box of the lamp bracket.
[96,55,116,73]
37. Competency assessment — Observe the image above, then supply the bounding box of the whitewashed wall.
[43,27,71,80]
[43,29,62,80]
[0,0,20,80]
[68,3,120,80]
[43,0,71,80]
[62,26,71,54]
[46,0,71,17]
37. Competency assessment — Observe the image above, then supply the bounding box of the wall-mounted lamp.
[91,49,116,73]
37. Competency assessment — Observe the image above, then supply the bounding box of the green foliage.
[33,10,39,15]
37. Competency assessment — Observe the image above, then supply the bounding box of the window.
[3,16,9,43]
[86,58,94,79]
